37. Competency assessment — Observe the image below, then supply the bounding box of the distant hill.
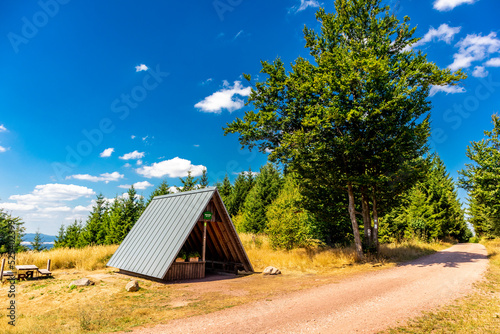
[21,233,56,250]
[23,233,57,243]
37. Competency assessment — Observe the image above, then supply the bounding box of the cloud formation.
[119,150,145,160]
[100,147,114,158]
[472,66,489,78]
[433,0,479,11]
[449,32,500,71]
[292,0,320,13]
[135,64,149,72]
[0,124,7,132]
[414,24,461,48]
[136,157,206,178]
[195,80,251,113]
[429,85,466,97]
[485,57,500,67]
[66,172,124,183]
[8,184,95,207]
[118,181,153,190]
[0,146,6,153]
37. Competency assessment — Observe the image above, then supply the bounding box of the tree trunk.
[372,192,380,254]
[347,182,364,260]
[361,190,372,248]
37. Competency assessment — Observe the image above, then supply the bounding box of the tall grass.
[1,234,446,274]
[1,245,118,271]
[240,233,447,273]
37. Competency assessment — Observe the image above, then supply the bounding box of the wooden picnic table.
[15,265,39,279]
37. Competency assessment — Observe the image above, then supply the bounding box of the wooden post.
[0,258,5,282]
[47,259,51,271]
[202,222,207,262]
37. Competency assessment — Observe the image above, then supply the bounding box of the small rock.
[69,278,95,288]
[126,280,140,292]
[263,266,281,275]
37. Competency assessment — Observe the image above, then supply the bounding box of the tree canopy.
[224,0,465,257]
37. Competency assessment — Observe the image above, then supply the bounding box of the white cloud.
[0,202,36,211]
[131,135,136,139]
[449,32,500,71]
[472,66,489,78]
[292,0,320,13]
[73,204,93,212]
[429,85,466,97]
[485,57,500,67]
[39,206,72,213]
[124,163,132,168]
[100,147,114,158]
[201,78,213,85]
[193,144,200,148]
[9,184,95,206]
[195,80,251,113]
[433,0,479,11]
[66,172,124,183]
[0,124,7,132]
[234,30,244,40]
[136,157,206,178]
[119,150,145,160]
[118,181,153,190]
[135,64,148,72]
[0,146,6,153]
[232,171,260,177]
[414,24,461,48]
[137,160,143,166]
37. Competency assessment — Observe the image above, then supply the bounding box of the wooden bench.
[37,259,52,277]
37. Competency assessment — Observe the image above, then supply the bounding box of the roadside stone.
[69,278,95,288]
[263,266,281,275]
[125,280,140,292]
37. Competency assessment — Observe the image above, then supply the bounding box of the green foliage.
[177,170,198,192]
[30,229,46,252]
[199,168,209,189]
[266,176,318,250]
[216,174,233,206]
[380,155,470,242]
[227,169,255,217]
[77,193,108,247]
[459,114,500,238]
[239,163,283,233]
[147,180,171,205]
[0,209,26,253]
[224,0,465,256]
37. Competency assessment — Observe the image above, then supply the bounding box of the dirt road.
[126,243,488,334]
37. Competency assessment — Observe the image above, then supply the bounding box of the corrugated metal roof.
[107,187,215,279]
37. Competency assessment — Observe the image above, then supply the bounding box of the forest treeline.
[50,153,471,251]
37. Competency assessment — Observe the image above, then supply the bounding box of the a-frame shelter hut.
[107,187,253,281]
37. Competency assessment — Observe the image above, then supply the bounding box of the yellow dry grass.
[0,235,449,334]
[1,245,118,271]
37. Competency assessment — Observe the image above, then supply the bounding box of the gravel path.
[122,243,488,334]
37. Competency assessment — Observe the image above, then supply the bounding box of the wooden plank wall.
[163,262,205,281]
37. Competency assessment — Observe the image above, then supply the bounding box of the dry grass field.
[0,235,449,334]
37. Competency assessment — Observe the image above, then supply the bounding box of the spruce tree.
[0,210,25,253]
[459,114,500,237]
[239,163,283,233]
[227,169,254,217]
[78,193,108,247]
[54,224,67,248]
[64,220,83,248]
[147,180,171,206]
[177,170,198,192]
[216,174,233,206]
[30,229,45,252]
[199,168,209,189]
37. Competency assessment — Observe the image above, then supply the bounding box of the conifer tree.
[459,114,500,237]
[177,170,198,192]
[54,224,66,248]
[239,163,283,233]
[216,174,233,206]
[30,229,45,252]
[147,180,171,206]
[64,220,83,248]
[199,168,209,189]
[78,193,108,247]
[0,210,25,253]
[227,169,254,217]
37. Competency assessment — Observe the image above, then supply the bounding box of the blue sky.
[0,0,499,235]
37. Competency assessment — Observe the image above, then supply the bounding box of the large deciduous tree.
[224,0,464,258]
